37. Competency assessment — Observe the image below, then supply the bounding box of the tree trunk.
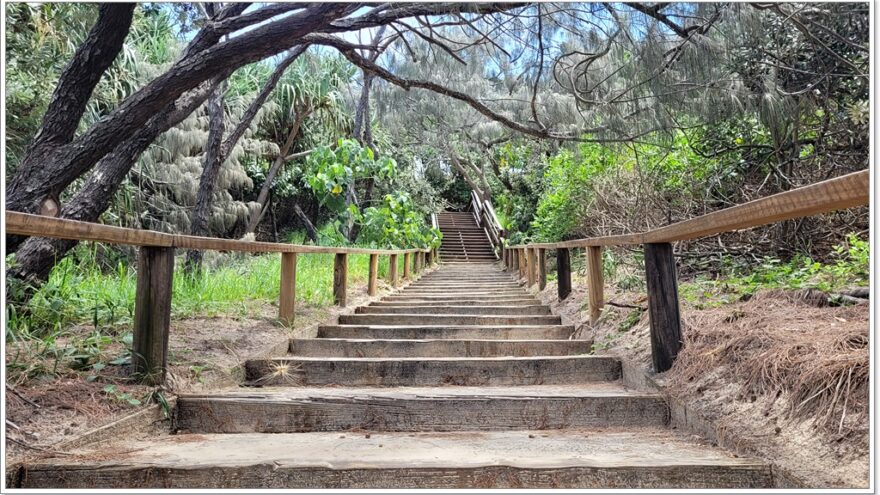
[6,4,134,251]
[5,4,349,229]
[7,80,221,288]
[293,203,318,243]
[186,82,227,274]
[245,109,309,235]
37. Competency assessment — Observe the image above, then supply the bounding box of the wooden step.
[289,338,591,357]
[371,299,538,307]
[356,305,551,315]
[318,324,574,340]
[20,429,772,488]
[338,314,560,326]
[244,355,620,386]
[176,384,667,433]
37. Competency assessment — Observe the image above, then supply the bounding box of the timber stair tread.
[25,430,772,489]
[20,244,772,488]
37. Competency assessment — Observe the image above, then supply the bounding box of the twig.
[6,384,41,409]
[606,301,646,311]
[6,436,74,456]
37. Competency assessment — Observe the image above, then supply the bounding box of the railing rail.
[5,211,436,384]
[469,191,506,257]
[502,169,869,372]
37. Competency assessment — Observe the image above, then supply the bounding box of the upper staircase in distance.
[437,211,497,262]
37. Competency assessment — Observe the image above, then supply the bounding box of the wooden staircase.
[18,263,772,489]
[437,211,497,262]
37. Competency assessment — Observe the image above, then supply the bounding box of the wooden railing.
[504,169,869,372]
[469,191,506,257]
[5,212,436,384]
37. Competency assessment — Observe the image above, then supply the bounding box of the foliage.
[304,139,396,211]
[358,193,441,249]
[679,234,869,308]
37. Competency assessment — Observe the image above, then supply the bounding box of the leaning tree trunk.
[244,109,309,235]
[293,203,319,243]
[5,5,348,236]
[6,4,134,252]
[8,80,221,289]
[185,82,227,274]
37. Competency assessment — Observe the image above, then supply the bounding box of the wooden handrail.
[5,212,429,255]
[5,210,437,386]
[503,169,869,374]
[509,169,868,249]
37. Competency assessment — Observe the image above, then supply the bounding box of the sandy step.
[288,338,591,358]
[404,283,523,290]
[371,299,538,307]
[317,325,574,340]
[19,429,772,489]
[382,295,537,303]
[244,355,620,386]
[356,305,551,316]
[176,384,666,433]
[338,314,560,326]
[396,289,527,296]
[380,295,531,302]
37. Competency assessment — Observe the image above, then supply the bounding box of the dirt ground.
[4,274,404,466]
[532,270,869,489]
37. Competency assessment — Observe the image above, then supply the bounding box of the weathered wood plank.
[368,254,379,296]
[557,248,572,301]
[333,253,348,307]
[526,248,536,287]
[132,246,174,385]
[644,243,682,372]
[644,169,869,243]
[279,252,297,325]
[537,248,547,290]
[403,252,411,280]
[5,212,425,256]
[507,170,868,249]
[586,246,604,323]
[388,254,399,287]
[6,211,173,247]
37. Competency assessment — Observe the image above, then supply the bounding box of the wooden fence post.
[403,252,411,279]
[586,246,604,323]
[426,249,433,267]
[537,248,547,290]
[132,246,174,385]
[368,253,379,296]
[502,248,508,269]
[557,247,571,301]
[512,248,520,271]
[333,253,348,307]
[644,242,682,372]
[526,247,536,287]
[279,252,297,325]
[389,254,399,287]
[519,248,527,279]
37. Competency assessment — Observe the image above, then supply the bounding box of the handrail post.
[132,246,174,385]
[586,246,604,323]
[526,247,536,287]
[557,247,571,301]
[403,252,411,280]
[519,248,527,280]
[537,248,547,290]
[279,252,297,325]
[389,254,399,287]
[512,248,520,272]
[333,253,348,307]
[368,253,379,296]
[644,242,682,372]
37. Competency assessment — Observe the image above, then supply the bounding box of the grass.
[678,233,869,309]
[6,243,403,340]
